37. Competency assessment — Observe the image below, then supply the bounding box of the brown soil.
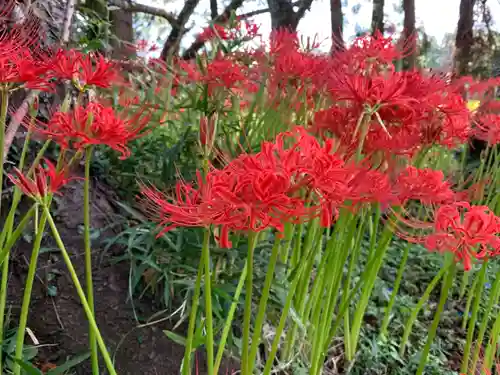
[6,178,191,375]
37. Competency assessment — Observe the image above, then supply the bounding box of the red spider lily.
[474,113,500,145]
[332,30,409,73]
[394,166,455,206]
[418,90,471,148]
[424,202,500,271]
[33,103,151,159]
[198,23,231,42]
[140,172,213,237]
[0,47,51,89]
[47,49,118,90]
[8,159,76,200]
[347,168,394,207]
[141,157,307,248]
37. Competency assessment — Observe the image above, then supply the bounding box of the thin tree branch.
[182,0,246,59]
[4,91,37,159]
[61,0,76,43]
[295,0,315,21]
[210,0,218,20]
[160,0,201,59]
[238,0,302,20]
[109,0,178,26]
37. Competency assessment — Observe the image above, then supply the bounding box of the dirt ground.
[6,178,193,375]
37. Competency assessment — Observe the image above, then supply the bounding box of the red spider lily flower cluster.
[473,113,500,145]
[424,202,500,271]
[197,18,260,43]
[141,125,462,245]
[394,166,455,206]
[32,103,151,159]
[0,20,51,90]
[46,49,118,90]
[296,32,470,160]
[8,159,76,201]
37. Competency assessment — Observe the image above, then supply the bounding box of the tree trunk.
[182,0,245,59]
[403,0,416,68]
[455,0,476,75]
[110,9,135,59]
[330,0,344,52]
[160,0,201,59]
[210,0,218,20]
[371,0,385,34]
[267,0,298,30]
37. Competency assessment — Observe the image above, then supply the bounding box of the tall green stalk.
[182,251,204,375]
[83,147,99,375]
[471,267,500,374]
[247,235,281,372]
[461,261,488,373]
[0,90,9,217]
[416,262,456,375]
[44,208,117,375]
[0,90,8,372]
[241,232,258,375]
[400,263,449,355]
[202,229,214,375]
[262,248,311,375]
[380,242,411,338]
[484,302,500,369]
[13,210,47,375]
[349,222,394,359]
[214,262,248,374]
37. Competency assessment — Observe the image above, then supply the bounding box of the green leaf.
[12,357,43,375]
[47,352,91,375]
[164,330,186,347]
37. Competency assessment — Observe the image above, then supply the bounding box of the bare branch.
[61,0,76,43]
[109,0,178,26]
[238,0,302,20]
[295,0,315,22]
[182,0,246,59]
[160,0,201,59]
[4,91,37,159]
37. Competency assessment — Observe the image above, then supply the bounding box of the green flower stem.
[247,235,282,372]
[400,262,449,356]
[241,231,258,375]
[461,261,488,373]
[416,262,456,375]
[13,210,48,375]
[367,205,381,263]
[279,222,294,265]
[201,229,214,375]
[262,254,309,375]
[309,213,357,375]
[44,208,117,375]
[462,271,480,330]
[0,90,9,217]
[182,250,204,375]
[349,222,394,359]
[83,147,99,375]
[0,206,36,267]
[380,242,411,338]
[459,271,470,299]
[471,267,500,374]
[214,262,248,374]
[0,90,8,372]
[483,302,500,369]
[311,254,377,375]
[283,221,322,361]
[282,219,319,360]
[342,214,366,355]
